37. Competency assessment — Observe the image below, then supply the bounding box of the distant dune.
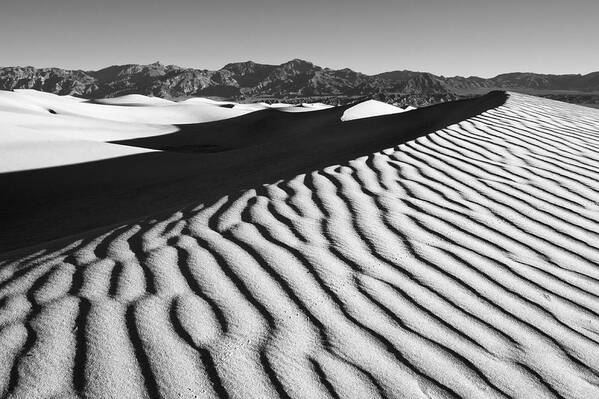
[341,100,406,121]
[1,91,599,398]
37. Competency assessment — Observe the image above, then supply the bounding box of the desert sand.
[341,100,405,121]
[0,90,336,171]
[1,91,599,398]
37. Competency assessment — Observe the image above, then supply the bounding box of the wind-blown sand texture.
[1,92,599,398]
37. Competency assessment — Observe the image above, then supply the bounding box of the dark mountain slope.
[1,60,597,106]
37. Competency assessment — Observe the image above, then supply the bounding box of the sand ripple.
[1,93,599,398]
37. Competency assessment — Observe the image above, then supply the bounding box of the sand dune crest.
[1,93,599,398]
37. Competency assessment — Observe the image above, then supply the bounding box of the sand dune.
[0,90,275,170]
[7,90,254,124]
[0,91,238,172]
[1,92,599,398]
[302,102,334,109]
[180,98,238,106]
[235,103,332,113]
[0,91,336,147]
[268,102,294,108]
[0,92,504,251]
[279,103,334,113]
[0,125,154,173]
[341,100,405,121]
[232,103,271,112]
[92,94,175,106]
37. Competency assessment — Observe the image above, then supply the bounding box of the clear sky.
[1,0,597,77]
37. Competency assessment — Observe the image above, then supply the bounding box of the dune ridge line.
[1,93,599,398]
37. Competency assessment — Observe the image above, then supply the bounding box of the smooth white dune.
[0,90,282,145]
[1,93,599,399]
[232,103,271,111]
[0,92,50,114]
[0,90,274,172]
[0,124,154,172]
[341,99,405,121]
[93,94,175,106]
[61,95,87,102]
[10,90,254,124]
[1,111,178,142]
[0,91,162,171]
[0,104,177,143]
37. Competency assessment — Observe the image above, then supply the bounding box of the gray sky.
[1,0,597,77]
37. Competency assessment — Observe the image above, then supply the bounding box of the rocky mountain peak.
[1,60,597,106]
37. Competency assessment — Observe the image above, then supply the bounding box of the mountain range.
[1,59,598,107]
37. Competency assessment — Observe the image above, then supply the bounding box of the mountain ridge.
[1,59,598,106]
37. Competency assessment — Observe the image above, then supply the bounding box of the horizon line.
[1,59,597,80]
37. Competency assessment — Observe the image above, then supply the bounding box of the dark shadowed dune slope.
[0,92,507,253]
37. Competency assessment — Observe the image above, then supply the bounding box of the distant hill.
[1,60,597,107]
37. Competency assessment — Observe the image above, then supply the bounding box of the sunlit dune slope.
[1,92,598,399]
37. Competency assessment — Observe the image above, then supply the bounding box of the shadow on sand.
[0,91,508,254]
